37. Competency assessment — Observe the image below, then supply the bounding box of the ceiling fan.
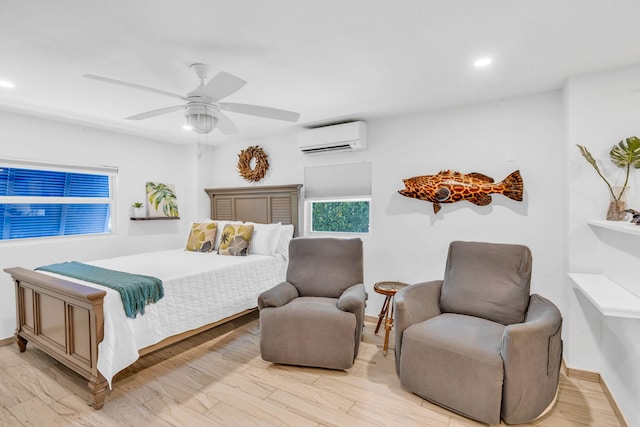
[83,63,300,135]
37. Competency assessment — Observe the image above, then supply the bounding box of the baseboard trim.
[364,315,378,323]
[599,376,629,427]
[565,365,600,383]
[565,363,629,427]
[0,336,14,347]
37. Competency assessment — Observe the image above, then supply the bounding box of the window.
[0,159,116,241]
[304,162,372,236]
[310,198,370,233]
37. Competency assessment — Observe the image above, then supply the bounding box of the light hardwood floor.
[0,312,623,427]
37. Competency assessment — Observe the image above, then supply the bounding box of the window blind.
[0,164,113,241]
[1,168,110,197]
[304,161,372,200]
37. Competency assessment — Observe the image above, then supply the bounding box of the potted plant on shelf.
[131,202,145,218]
[577,136,640,220]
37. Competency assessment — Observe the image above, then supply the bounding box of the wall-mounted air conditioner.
[297,121,367,154]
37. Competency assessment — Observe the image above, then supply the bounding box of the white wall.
[0,111,197,339]
[566,64,640,426]
[198,91,566,320]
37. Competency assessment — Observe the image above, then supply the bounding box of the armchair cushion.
[400,313,506,424]
[441,241,532,325]
[259,297,356,370]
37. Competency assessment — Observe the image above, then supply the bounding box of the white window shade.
[304,161,372,200]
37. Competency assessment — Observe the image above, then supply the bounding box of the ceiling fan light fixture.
[185,103,218,134]
[83,64,300,136]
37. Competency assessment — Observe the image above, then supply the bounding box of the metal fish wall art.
[398,170,524,214]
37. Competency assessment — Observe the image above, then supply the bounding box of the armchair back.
[286,237,363,298]
[441,241,532,325]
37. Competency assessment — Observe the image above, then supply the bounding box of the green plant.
[577,136,640,201]
[131,202,144,208]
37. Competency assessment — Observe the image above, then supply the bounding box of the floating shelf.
[588,219,640,236]
[130,217,180,221]
[569,273,640,319]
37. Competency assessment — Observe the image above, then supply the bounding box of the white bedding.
[44,249,287,386]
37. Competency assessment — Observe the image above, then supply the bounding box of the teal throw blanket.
[36,261,164,318]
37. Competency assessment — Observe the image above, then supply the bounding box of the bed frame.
[4,184,301,409]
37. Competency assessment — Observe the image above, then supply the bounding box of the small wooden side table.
[374,281,409,356]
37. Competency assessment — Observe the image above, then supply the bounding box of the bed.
[4,184,301,409]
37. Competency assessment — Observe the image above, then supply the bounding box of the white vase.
[133,207,145,218]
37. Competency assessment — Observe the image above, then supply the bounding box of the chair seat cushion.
[399,313,506,424]
[259,297,357,370]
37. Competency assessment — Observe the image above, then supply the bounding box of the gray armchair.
[394,241,562,425]
[258,237,366,370]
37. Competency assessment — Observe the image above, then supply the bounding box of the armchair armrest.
[394,280,443,373]
[337,283,367,314]
[258,281,299,310]
[338,283,367,354]
[500,294,563,424]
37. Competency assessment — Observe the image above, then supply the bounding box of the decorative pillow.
[218,224,254,256]
[185,222,217,252]
[246,222,281,255]
[213,221,243,250]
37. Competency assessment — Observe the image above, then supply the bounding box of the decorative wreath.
[237,145,269,182]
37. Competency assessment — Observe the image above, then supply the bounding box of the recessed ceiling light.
[182,124,192,131]
[473,57,492,68]
[0,80,15,89]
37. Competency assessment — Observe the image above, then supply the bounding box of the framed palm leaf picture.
[145,182,180,218]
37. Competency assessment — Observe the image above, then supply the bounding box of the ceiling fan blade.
[189,71,247,101]
[83,74,187,101]
[216,111,239,135]
[219,102,300,122]
[125,105,184,120]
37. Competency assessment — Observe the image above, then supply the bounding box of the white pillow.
[246,222,282,255]
[213,220,243,250]
[276,224,295,258]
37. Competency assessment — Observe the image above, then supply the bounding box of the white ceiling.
[2,0,640,145]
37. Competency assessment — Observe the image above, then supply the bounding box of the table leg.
[383,296,395,356]
[375,295,391,335]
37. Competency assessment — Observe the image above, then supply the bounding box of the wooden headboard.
[204,184,302,236]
